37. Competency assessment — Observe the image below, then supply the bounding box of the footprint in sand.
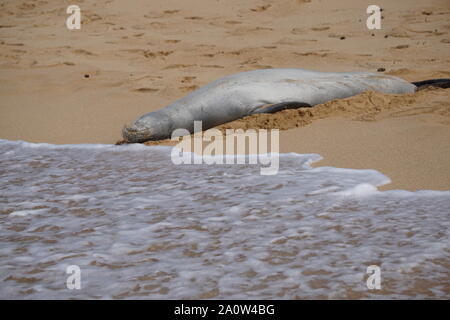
[196,44,217,49]
[276,37,316,45]
[392,45,409,49]
[251,65,273,70]
[250,5,271,12]
[200,65,224,69]
[73,49,94,55]
[328,33,347,39]
[164,10,180,14]
[291,28,305,35]
[209,20,243,28]
[225,20,242,25]
[133,88,159,93]
[82,12,102,25]
[386,27,410,38]
[164,64,196,70]
[228,26,273,36]
[18,2,36,10]
[295,52,328,57]
[227,48,248,56]
[181,76,196,83]
[311,26,330,31]
[179,85,199,92]
[240,57,262,65]
[143,51,173,58]
[149,22,167,29]
[165,40,181,43]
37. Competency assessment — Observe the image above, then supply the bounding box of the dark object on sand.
[412,78,450,90]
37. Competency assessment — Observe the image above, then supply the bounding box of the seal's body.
[123,68,416,142]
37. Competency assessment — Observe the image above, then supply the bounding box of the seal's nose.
[122,125,153,143]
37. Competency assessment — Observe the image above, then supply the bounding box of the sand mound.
[137,87,449,146]
[215,87,448,131]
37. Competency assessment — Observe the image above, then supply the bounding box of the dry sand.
[0,0,449,190]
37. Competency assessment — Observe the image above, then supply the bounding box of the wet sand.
[281,114,450,191]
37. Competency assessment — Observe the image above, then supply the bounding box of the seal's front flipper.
[252,101,312,114]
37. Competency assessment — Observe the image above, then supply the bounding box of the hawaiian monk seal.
[122,68,448,142]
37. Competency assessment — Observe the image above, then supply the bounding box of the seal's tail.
[412,78,450,90]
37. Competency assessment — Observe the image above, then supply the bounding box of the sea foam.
[0,139,448,299]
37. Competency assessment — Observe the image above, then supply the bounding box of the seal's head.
[122,114,173,143]
[122,124,153,143]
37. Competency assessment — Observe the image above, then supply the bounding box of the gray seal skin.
[123,68,416,142]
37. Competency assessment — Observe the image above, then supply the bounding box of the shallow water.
[0,139,449,299]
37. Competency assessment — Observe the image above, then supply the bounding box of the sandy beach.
[1,0,450,300]
[0,0,449,191]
